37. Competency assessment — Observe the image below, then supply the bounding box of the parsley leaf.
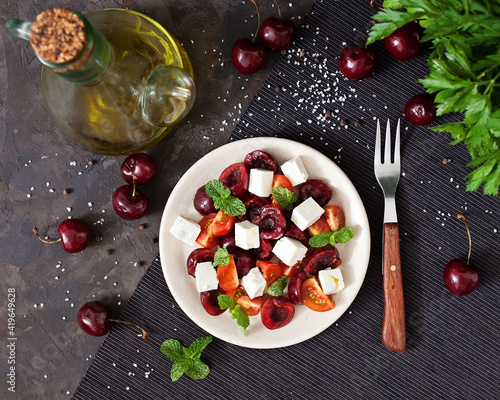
[367,0,500,195]
[309,227,355,247]
[217,294,250,336]
[160,336,212,381]
[205,179,246,216]
[212,248,230,267]
[267,275,288,296]
[272,186,298,211]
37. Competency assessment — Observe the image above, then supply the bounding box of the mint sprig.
[309,227,355,247]
[205,179,246,216]
[212,248,230,267]
[160,336,212,381]
[272,186,298,211]
[218,294,250,336]
[267,275,288,296]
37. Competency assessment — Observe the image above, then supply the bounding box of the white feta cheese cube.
[291,197,325,231]
[318,268,345,295]
[248,168,274,197]
[170,216,201,245]
[280,156,309,186]
[235,220,260,249]
[272,236,308,266]
[195,262,219,292]
[241,267,267,299]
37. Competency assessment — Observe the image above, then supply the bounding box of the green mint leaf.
[309,231,333,248]
[331,227,355,244]
[267,275,288,296]
[171,357,193,382]
[221,196,246,216]
[231,305,250,336]
[186,336,213,359]
[212,248,230,267]
[383,0,403,9]
[186,359,211,380]
[160,339,184,361]
[205,179,225,198]
[272,186,298,211]
[217,294,235,310]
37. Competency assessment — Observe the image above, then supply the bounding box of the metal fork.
[374,119,405,353]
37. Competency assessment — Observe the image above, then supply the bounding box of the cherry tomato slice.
[324,205,345,232]
[300,277,335,312]
[217,255,239,292]
[227,285,264,316]
[256,260,283,284]
[307,216,330,237]
[196,213,219,249]
[271,174,294,209]
[212,209,236,237]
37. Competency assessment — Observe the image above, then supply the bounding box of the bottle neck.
[37,11,112,86]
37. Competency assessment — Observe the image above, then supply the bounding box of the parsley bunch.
[368,0,500,195]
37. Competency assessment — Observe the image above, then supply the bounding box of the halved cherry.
[216,255,239,292]
[252,204,286,240]
[324,205,345,232]
[244,150,279,172]
[288,270,307,304]
[200,287,227,316]
[300,277,335,312]
[256,260,283,285]
[196,213,219,249]
[299,179,333,207]
[219,163,249,197]
[279,260,304,278]
[285,222,309,246]
[232,248,256,278]
[254,238,273,260]
[261,296,295,330]
[227,285,264,316]
[307,216,330,237]
[240,193,270,221]
[187,248,215,277]
[271,174,294,209]
[212,209,236,237]
[305,244,342,275]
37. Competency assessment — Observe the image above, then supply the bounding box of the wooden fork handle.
[381,222,406,353]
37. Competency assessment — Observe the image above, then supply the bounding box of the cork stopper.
[30,8,86,64]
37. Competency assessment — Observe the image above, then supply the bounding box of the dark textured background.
[2,0,499,399]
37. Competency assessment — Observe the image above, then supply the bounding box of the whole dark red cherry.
[33,218,91,253]
[339,44,377,81]
[112,185,149,220]
[232,38,268,74]
[120,153,158,185]
[194,185,216,215]
[77,301,148,339]
[404,93,436,125]
[261,296,295,330]
[260,17,296,51]
[384,22,423,61]
[443,215,481,295]
[187,248,215,277]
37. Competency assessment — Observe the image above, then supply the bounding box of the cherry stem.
[250,0,261,43]
[108,319,148,340]
[271,0,282,18]
[370,0,384,11]
[457,214,472,265]
[33,227,61,244]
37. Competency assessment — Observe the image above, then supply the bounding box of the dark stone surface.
[0,0,315,398]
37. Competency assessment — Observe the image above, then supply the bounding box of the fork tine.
[394,118,401,166]
[384,119,392,164]
[375,119,381,165]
